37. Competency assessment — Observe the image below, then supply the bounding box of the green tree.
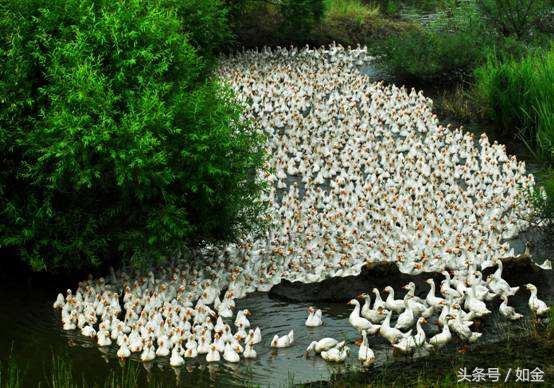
[0,0,266,271]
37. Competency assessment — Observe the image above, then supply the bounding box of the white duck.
[358,330,375,365]
[393,317,427,353]
[305,338,339,356]
[426,320,452,349]
[223,342,240,363]
[499,294,523,320]
[379,310,412,344]
[206,344,220,362]
[395,299,415,330]
[425,279,445,307]
[464,284,491,317]
[243,342,257,359]
[170,346,185,367]
[348,299,380,334]
[321,345,349,363]
[525,284,549,316]
[271,330,294,348]
[384,286,405,313]
[305,306,323,327]
[360,293,388,323]
[117,340,131,359]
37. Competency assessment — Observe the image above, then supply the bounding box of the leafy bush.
[377,28,485,83]
[279,0,325,44]
[475,46,554,160]
[314,0,415,47]
[324,0,379,24]
[0,0,266,271]
[376,1,488,83]
[477,0,551,39]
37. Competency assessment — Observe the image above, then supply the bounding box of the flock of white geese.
[53,45,551,368]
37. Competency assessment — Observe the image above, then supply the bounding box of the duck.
[464,284,491,317]
[305,306,323,327]
[321,345,349,363]
[271,330,294,348]
[426,320,452,349]
[360,293,388,323]
[395,299,415,330]
[499,294,523,320]
[81,325,96,338]
[425,279,445,308]
[305,337,339,356]
[206,344,221,362]
[348,299,381,334]
[117,339,131,359]
[525,284,549,316]
[140,341,156,362]
[448,313,481,344]
[383,286,405,313]
[252,326,262,344]
[155,338,171,357]
[372,288,386,310]
[394,316,427,354]
[170,346,185,367]
[358,330,375,365]
[53,293,65,309]
[379,310,412,344]
[223,342,240,363]
[243,342,257,359]
[536,259,551,270]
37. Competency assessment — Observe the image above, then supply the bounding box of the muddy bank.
[269,255,552,303]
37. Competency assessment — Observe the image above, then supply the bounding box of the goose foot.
[457,345,469,353]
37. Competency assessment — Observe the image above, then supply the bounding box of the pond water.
[1,253,552,387]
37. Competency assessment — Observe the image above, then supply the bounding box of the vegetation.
[475,46,554,160]
[304,334,554,387]
[0,0,266,272]
[477,0,551,38]
[228,0,416,48]
[375,0,488,84]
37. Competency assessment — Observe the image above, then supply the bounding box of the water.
[1,254,552,387]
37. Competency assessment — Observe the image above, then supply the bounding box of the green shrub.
[314,0,416,47]
[475,46,554,160]
[279,0,325,44]
[377,28,485,83]
[0,0,266,271]
[376,1,487,83]
[477,0,552,39]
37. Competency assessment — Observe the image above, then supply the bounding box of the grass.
[302,314,554,387]
[475,45,554,161]
[324,0,380,25]
[0,354,20,388]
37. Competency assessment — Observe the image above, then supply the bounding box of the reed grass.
[0,356,21,388]
[475,45,554,161]
[324,0,380,25]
